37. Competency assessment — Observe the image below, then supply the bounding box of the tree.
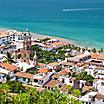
[92,48,96,53]
[82,48,85,53]
[72,89,81,97]
[101,48,103,53]
[0,81,83,104]
[66,85,72,92]
[76,72,94,83]
[71,72,77,77]
[0,83,10,103]
[4,52,15,63]
[7,81,26,93]
[13,93,30,104]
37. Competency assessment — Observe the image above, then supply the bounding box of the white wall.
[94,80,104,95]
[95,99,104,104]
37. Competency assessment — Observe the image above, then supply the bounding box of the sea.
[0,0,104,49]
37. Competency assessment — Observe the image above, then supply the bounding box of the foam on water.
[62,8,104,12]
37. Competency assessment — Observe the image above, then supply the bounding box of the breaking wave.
[62,8,104,12]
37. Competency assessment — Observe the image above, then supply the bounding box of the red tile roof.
[15,72,34,79]
[91,53,104,60]
[44,80,59,88]
[16,50,31,55]
[0,63,18,71]
[38,68,49,73]
[96,93,104,99]
[60,62,73,66]
[52,68,70,78]
[37,63,46,67]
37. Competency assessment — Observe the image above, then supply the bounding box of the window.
[41,80,43,84]
[70,81,72,83]
[23,78,25,81]
[34,79,38,82]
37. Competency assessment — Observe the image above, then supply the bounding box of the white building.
[80,92,97,104]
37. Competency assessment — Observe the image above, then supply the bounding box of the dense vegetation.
[31,45,66,64]
[0,81,83,104]
[76,72,94,83]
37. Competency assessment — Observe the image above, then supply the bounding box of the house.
[38,68,49,73]
[82,85,93,94]
[0,63,19,82]
[15,71,54,87]
[95,93,104,104]
[85,59,104,67]
[15,72,34,84]
[37,63,46,68]
[44,80,62,90]
[79,92,97,104]
[0,72,7,83]
[93,78,104,95]
[32,70,55,86]
[15,68,55,86]
[0,63,19,76]
[60,84,71,94]
[52,68,71,84]
[69,54,91,62]
[32,40,69,51]
[60,61,74,69]
[0,44,16,54]
[85,65,96,77]
[94,66,104,78]
[51,68,76,87]
[0,30,22,45]
[16,62,34,72]
[91,53,104,61]
[46,62,60,70]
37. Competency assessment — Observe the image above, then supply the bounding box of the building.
[0,63,19,82]
[44,80,62,90]
[95,93,104,104]
[69,54,91,62]
[80,92,97,104]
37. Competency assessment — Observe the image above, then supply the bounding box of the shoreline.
[0,28,100,50]
[0,27,78,47]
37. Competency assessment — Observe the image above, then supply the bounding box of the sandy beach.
[31,32,75,43]
[0,28,84,48]
[0,28,76,44]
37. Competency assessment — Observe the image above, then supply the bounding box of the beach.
[0,27,76,44]
[0,28,91,49]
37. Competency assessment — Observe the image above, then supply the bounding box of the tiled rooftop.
[15,72,34,79]
[52,68,70,78]
[44,80,59,88]
[38,68,49,73]
[0,63,18,71]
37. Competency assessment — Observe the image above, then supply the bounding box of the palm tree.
[101,48,103,53]
[92,48,96,53]
[4,52,15,64]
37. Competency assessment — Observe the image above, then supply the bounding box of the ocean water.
[0,0,104,49]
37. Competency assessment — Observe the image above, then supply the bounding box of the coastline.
[0,27,78,47]
[31,32,76,44]
[0,28,97,50]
